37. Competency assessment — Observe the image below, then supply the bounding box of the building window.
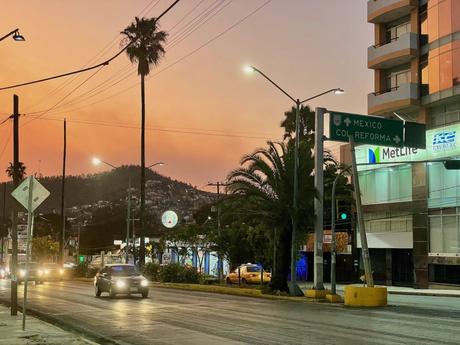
[386,21,410,43]
[428,207,460,254]
[385,64,411,92]
[428,103,460,129]
[359,164,412,205]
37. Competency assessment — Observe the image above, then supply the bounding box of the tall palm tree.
[121,17,167,265]
[6,162,26,181]
[226,141,315,292]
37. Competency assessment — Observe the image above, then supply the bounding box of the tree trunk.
[139,74,146,265]
[269,225,291,292]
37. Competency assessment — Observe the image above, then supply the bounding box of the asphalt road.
[0,280,459,345]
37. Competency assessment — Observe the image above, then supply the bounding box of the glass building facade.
[360,0,460,287]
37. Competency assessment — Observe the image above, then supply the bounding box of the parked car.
[225,264,271,285]
[94,264,149,298]
[41,263,66,281]
[0,265,9,279]
[17,262,44,284]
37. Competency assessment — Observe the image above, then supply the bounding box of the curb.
[388,290,460,298]
[0,298,125,345]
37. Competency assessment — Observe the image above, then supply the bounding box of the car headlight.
[59,269,64,275]
[141,279,148,287]
[44,269,50,275]
[38,270,43,276]
[19,269,26,277]
[115,280,126,288]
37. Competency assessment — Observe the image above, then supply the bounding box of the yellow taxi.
[225,264,271,285]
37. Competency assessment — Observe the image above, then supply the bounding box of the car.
[17,262,44,284]
[94,264,149,298]
[0,266,9,279]
[41,263,66,281]
[225,264,271,285]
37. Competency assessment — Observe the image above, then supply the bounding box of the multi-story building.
[347,0,460,288]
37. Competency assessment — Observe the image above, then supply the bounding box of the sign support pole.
[349,137,374,287]
[126,177,131,264]
[313,107,326,290]
[22,177,34,331]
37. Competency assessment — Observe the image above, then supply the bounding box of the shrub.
[73,262,98,278]
[142,262,160,281]
[159,263,201,284]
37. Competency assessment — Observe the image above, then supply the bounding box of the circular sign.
[161,210,178,228]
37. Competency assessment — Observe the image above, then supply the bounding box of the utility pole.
[11,94,20,316]
[313,107,326,291]
[126,177,131,264]
[59,118,66,265]
[207,182,225,281]
[1,183,6,266]
[349,137,373,287]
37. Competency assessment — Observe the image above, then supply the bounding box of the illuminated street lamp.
[244,64,343,295]
[0,29,25,42]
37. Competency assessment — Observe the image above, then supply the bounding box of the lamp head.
[243,65,256,74]
[12,30,25,41]
[92,157,101,166]
[334,88,345,95]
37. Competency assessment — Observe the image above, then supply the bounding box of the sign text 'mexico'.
[329,111,404,147]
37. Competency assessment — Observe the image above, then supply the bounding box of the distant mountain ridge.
[1,166,215,218]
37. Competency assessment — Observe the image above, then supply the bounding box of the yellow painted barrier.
[305,289,330,299]
[344,285,387,307]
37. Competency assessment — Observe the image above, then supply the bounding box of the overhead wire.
[0,0,182,92]
[22,0,273,119]
[23,0,234,118]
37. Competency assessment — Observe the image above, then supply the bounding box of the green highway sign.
[329,111,404,147]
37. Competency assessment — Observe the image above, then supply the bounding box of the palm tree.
[121,17,168,265]
[6,162,26,181]
[226,141,315,292]
[280,104,315,141]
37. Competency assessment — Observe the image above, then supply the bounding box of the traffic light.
[336,199,351,222]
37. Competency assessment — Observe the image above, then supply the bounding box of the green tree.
[121,17,168,265]
[32,236,59,263]
[280,105,315,141]
[226,141,315,292]
[6,161,26,181]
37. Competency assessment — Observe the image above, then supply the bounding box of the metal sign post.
[11,176,50,330]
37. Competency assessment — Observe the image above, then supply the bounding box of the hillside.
[1,166,215,221]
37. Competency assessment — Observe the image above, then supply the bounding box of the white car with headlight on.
[94,264,149,298]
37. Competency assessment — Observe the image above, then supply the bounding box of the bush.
[73,262,98,278]
[142,262,160,281]
[159,263,201,284]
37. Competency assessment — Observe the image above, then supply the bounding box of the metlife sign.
[356,123,460,169]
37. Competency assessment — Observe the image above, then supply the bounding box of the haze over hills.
[1,166,215,220]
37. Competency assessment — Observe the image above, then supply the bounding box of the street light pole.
[245,65,343,295]
[126,177,131,264]
[0,29,25,42]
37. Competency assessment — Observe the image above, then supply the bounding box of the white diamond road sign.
[11,176,50,212]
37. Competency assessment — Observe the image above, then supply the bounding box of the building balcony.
[368,83,419,114]
[368,32,418,69]
[368,0,417,24]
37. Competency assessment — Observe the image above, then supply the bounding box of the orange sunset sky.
[0,0,372,191]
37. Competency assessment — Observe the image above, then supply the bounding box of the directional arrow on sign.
[393,136,401,144]
[344,117,351,127]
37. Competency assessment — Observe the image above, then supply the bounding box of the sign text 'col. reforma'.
[329,111,404,147]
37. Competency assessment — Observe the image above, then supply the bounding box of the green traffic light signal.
[340,213,347,220]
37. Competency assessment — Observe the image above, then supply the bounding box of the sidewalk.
[0,305,98,345]
[299,282,460,298]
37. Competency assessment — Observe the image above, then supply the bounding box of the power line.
[23,115,279,141]
[0,0,182,92]
[19,0,272,119]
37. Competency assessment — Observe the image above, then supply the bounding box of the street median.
[150,282,332,303]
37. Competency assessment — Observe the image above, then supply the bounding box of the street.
[0,280,459,345]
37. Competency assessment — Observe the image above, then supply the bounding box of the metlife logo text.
[432,131,456,152]
[368,147,418,163]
